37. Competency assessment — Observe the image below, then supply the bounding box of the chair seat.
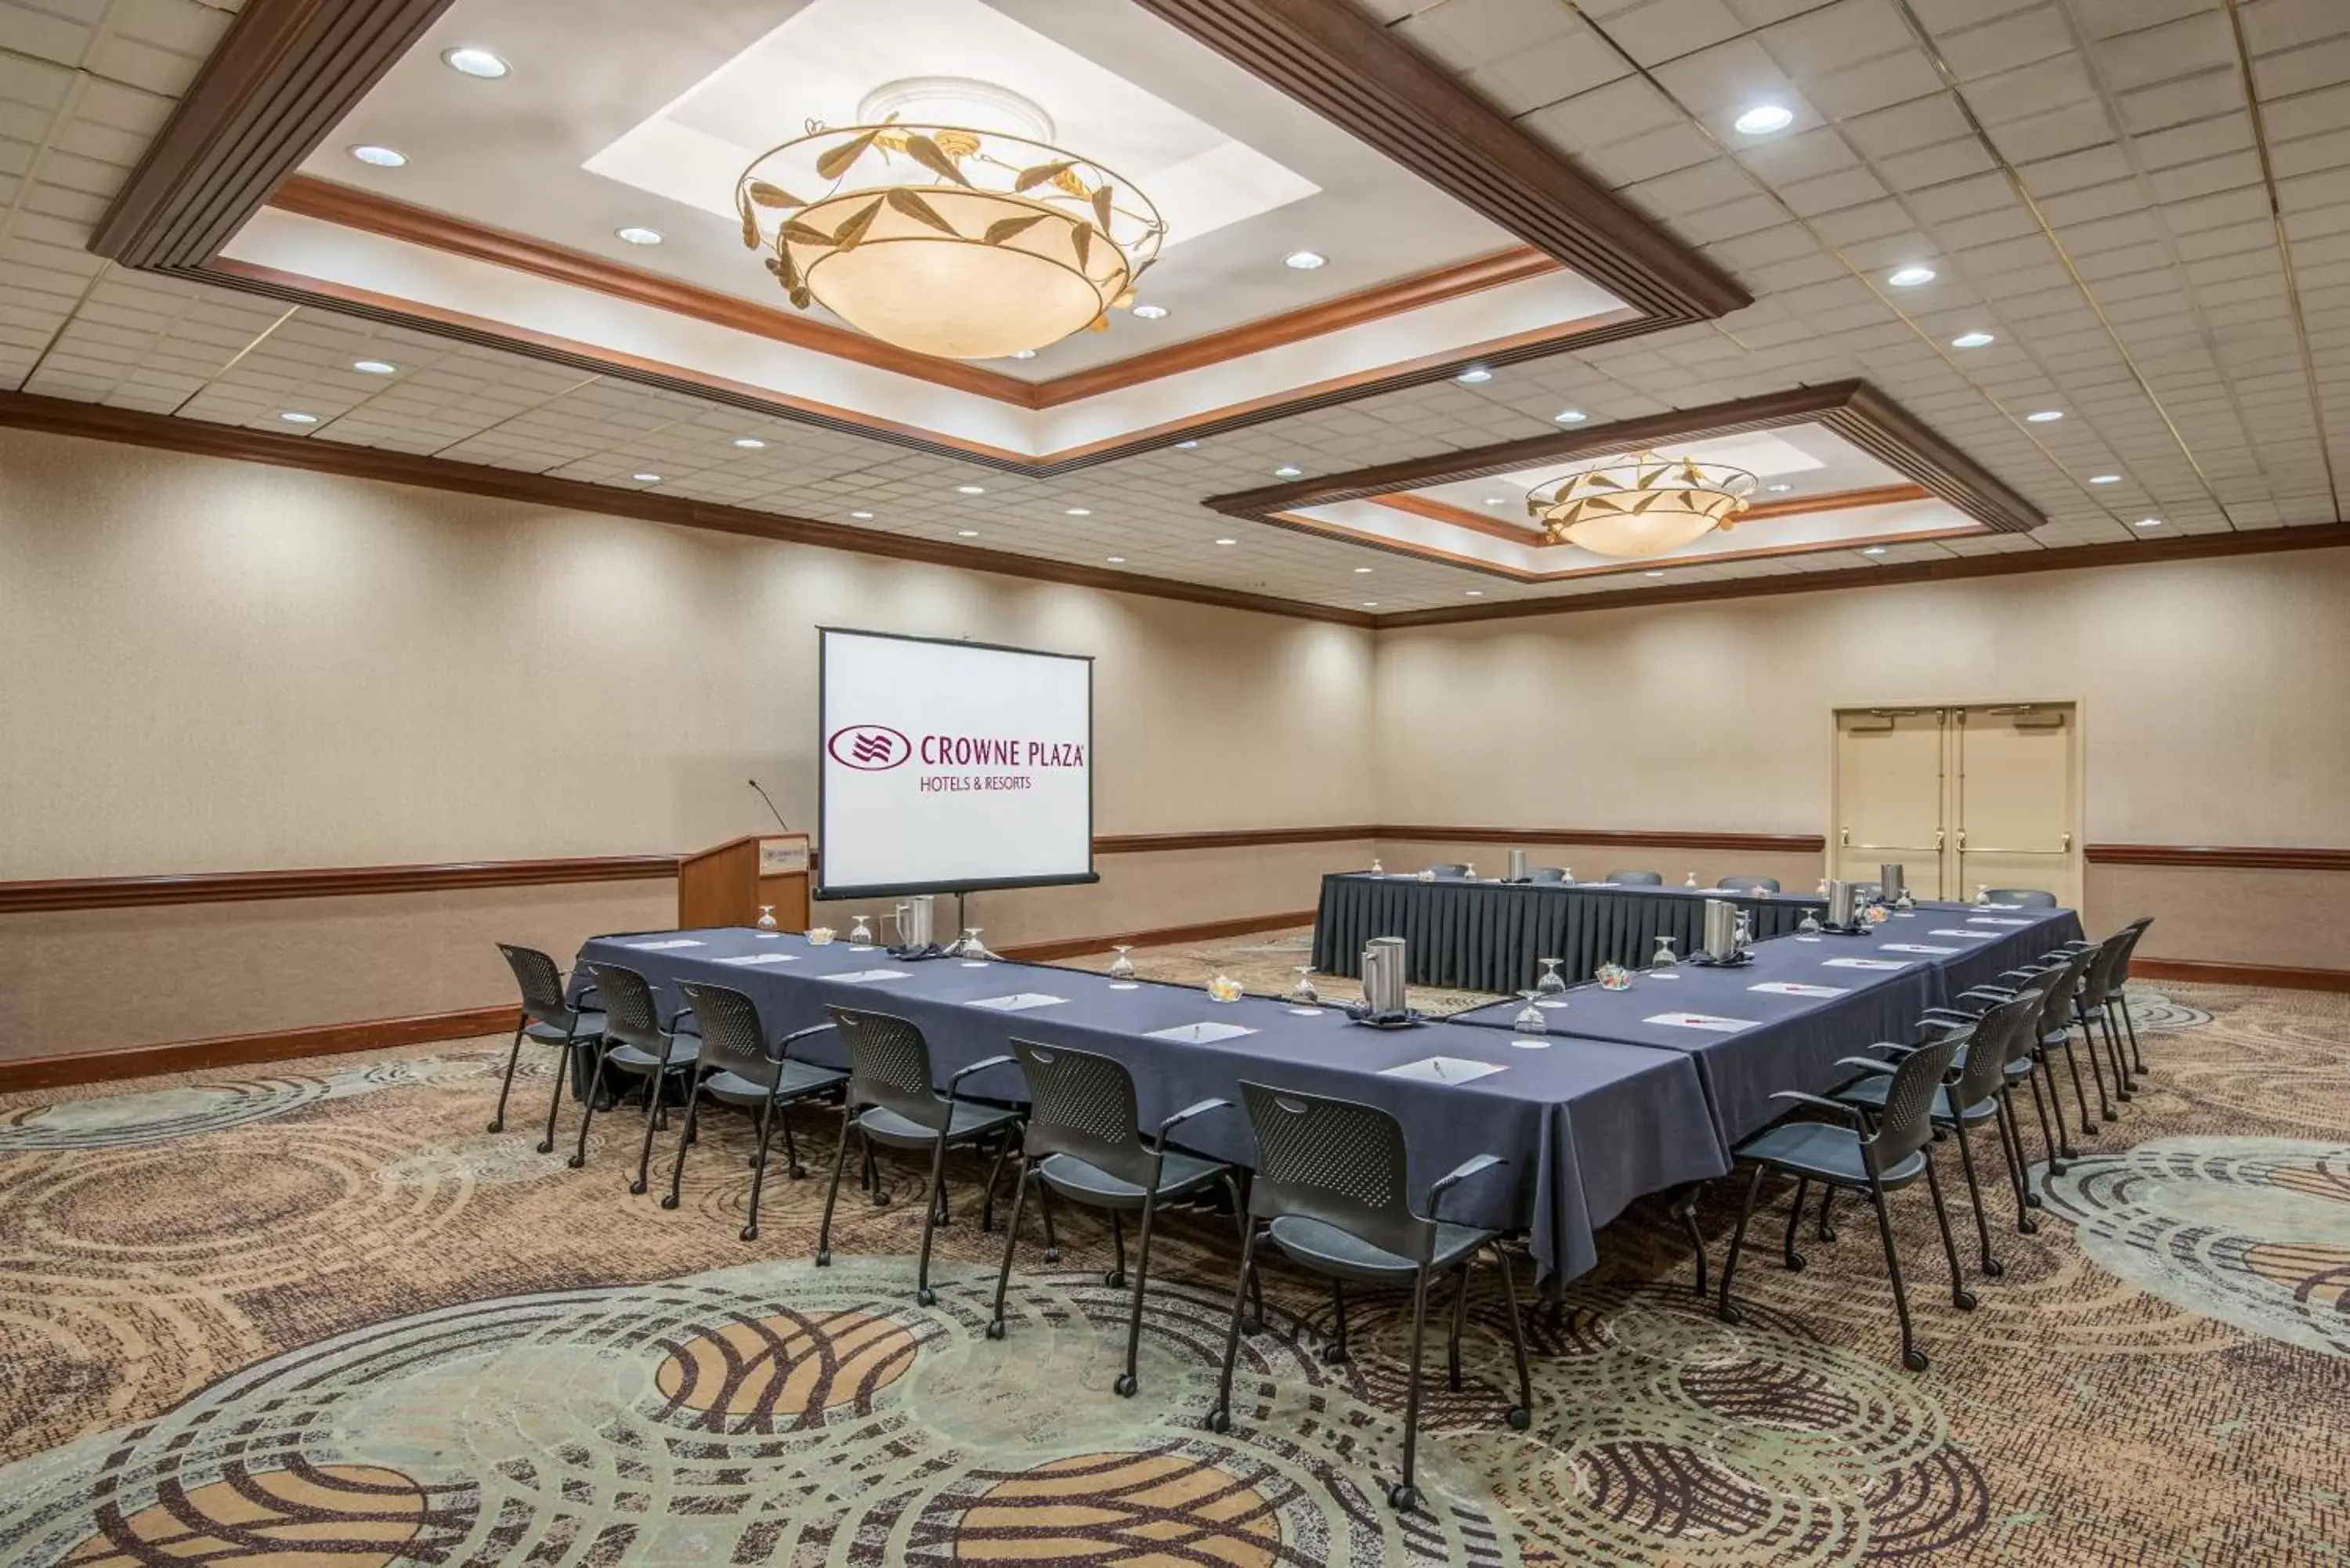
[703,1060,847,1104]
[1834,1073,1996,1128]
[859,1099,1019,1148]
[1265,1214,1491,1284]
[526,1013,602,1044]
[1736,1120,1928,1189]
[607,1037,700,1071]
[1035,1147,1227,1209]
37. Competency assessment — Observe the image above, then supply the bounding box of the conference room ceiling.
[2,0,2347,618]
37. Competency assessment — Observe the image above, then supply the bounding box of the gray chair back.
[2077,929,2133,1010]
[2035,946,2097,1040]
[1716,875,1780,893]
[584,962,664,1053]
[1607,870,1665,886]
[1528,867,1570,883]
[1864,1033,1963,1176]
[1987,887,2059,908]
[2111,916,2154,986]
[1011,1041,1152,1187]
[498,943,575,1026]
[676,980,782,1091]
[1958,993,2035,1108]
[1238,1081,1434,1265]
[1423,862,1470,878]
[828,1006,947,1132]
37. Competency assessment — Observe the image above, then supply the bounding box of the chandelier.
[735,91,1165,362]
[1525,450,1757,558]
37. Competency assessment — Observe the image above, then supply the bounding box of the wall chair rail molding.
[2084,844,2350,872]
[0,1007,521,1096]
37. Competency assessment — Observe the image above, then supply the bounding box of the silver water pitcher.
[1826,880,1862,930]
[1363,936,1408,1016]
[1878,863,1906,903]
[888,894,937,948]
[1507,847,1529,882]
[1702,898,1741,962]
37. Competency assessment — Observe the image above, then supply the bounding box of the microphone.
[747,779,790,833]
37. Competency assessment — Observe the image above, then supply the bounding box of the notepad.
[1750,981,1848,998]
[1509,1038,1551,1050]
[968,992,1066,1013]
[1644,1012,1756,1033]
[1380,1056,1504,1084]
[832,968,912,983]
[1969,917,2031,927]
[623,938,704,951]
[1929,929,1995,938]
[1108,982,1140,991]
[1824,957,1910,970]
[716,953,797,966]
[1795,935,1824,943]
[1647,970,1681,981]
[1880,943,1959,955]
[752,933,783,941]
[1147,1021,1256,1045]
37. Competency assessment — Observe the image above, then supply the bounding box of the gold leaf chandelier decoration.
[1524,450,1758,558]
[736,116,1166,362]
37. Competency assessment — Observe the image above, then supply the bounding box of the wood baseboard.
[1001,910,1315,963]
[0,1005,520,1094]
[2130,959,2350,992]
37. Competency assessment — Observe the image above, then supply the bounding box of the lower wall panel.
[2084,862,2350,974]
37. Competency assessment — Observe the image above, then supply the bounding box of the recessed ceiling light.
[1645,570,1665,578]
[1951,331,1995,349]
[1284,250,1328,270]
[442,46,509,78]
[1553,408,1587,424]
[1734,103,1795,135]
[278,411,317,424]
[1176,439,1200,449]
[1454,367,1493,384]
[349,144,407,168]
[1465,590,1484,597]
[1274,465,1302,478]
[632,472,661,483]
[2135,516,2163,529]
[956,484,985,494]
[2090,474,2121,485]
[1131,303,1169,320]
[1106,555,1126,564]
[1065,507,1091,516]
[956,529,980,537]
[732,436,765,449]
[1010,349,1037,359]
[1354,565,1373,574]
[849,509,873,518]
[1863,545,1887,555]
[1215,537,1236,546]
[1766,483,1793,493]
[615,226,663,246]
[1484,497,1508,507]
[2027,410,2064,422]
[1887,265,1936,287]
[352,359,396,375]
[1361,601,1378,608]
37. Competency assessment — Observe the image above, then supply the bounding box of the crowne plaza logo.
[826,725,912,771]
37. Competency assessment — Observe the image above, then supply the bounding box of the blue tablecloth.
[573,929,1730,1288]
[1446,901,2083,1154]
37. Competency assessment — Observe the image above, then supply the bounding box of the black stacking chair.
[815,1006,1022,1306]
[658,981,848,1240]
[1207,1082,1531,1513]
[2106,916,2155,1075]
[1834,992,2041,1282]
[1423,862,1471,878]
[1920,960,2075,1174]
[985,1042,1246,1396]
[1930,943,2107,1143]
[571,963,703,1193]
[1527,866,1571,883]
[1607,869,1665,886]
[2070,930,2140,1104]
[1716,1031,1969,1372]
[492,943,606,1152]
[1717,875,1781,893]
[1984,887,2059,908]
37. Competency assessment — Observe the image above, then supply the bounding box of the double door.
[1831,704,2079,904]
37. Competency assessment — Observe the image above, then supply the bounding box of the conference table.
[1314,871,1824,992]
[1445,901,2084,1154]
[569,927,1730,1290]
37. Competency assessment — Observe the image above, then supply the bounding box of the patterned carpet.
[2,931,2346,1566]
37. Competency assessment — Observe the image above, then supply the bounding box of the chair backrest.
[827,1006,945,1129]
[1987,887,2059,908]
[1955,992,2036,1107]
[1238,1081,1433,1264]
[1716,875,1781,893]
[675,980,779,1088]
[1862,1032,1964,1175]
[1993,966,2059,1068]
[497,943,572,1024]
[1528,867,1569,883]
[1011,1041,1152,1187]
[2077,928,2132,1008]
[584,962,664,1052]
[1423,862,1470,878]
[2111,916,2154,985]
[2036,945,2097,1038]
[1607,870,1665,886]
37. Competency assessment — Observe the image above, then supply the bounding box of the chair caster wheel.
[2101,1112,2117,1122]
[1104,1270,1126,1290]
[1114,1374,1138,1398]
[2018,1217,2039,1235]
[1716,1302,1744,1324]
[1204,1407,1230,1434]
[1784,1252,1806,1272]
[1240,1317,1263,1336]
[1043,1248,1061,1263]
[916,1288,937,1308]
[566,1155,585,1169]
[487,1119,504,1134]
[739,1226,759,1243]
[1903,1349,1930,1373]
[1320,1342,1349,1365]
[815,1249,832,1267]
[536,1140,555,1154]
[985,1320,1006,1341]
[1818,1224,1837,1242]
[871,1193,891,1209]
[1506,1406,1531,1431]
[789,1165,808,1180]
[1954,1289,1978,1311]
[1387,1484,1418,1512]
[628,1180,648,1196]
[1982,1259,2005,1278]
[660,1194,679,1211]
[2049,1159,2070,1175]
[747,1155,761,1169]
[2023,1190,2043,1209]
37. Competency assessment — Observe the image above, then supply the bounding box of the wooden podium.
[677,833,810,930]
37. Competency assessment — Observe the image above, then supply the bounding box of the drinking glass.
[1108,945,1137,980]
[1535,957,1566,999]
[755,905,779,930]
[1733,912,1753,952]
[1287,966,1320,1006]
[1369,858,1385,876]
[1651,935,1678,970]
[1464,862,1477,880]
[1684,870,1699,887]
[848,914,873,945]
[960,927,995,960]
[1798,908,1822,934]
[1513,990,1548,1035]
[1976,883,1991,905]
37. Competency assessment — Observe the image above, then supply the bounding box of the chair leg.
[1921,1150,1977,1311]
[738,1093,777,1241]
[630,1068,669,1195]
[1446,1260,1471,1391]
[2119,992,2146,1075]
[1994,1090,2040,1232]
[1206,1220,1261,1435]
[865,1133,885,1205]
[914,1132,950,1307]
[2037,1053,2079,1162]
[1220,1172,1263,1333]
[1671,1182,1708,1297]
[1782,1175,1810,1271]
[2102,1010,2135,1098]
[1038,1175,1063,1263]
[1817,1183,1838,1242]
[2056,1034,2099,1136]
[567,1049,609,1169]
[1716,1162,1766,1324]
[1107,1209,1128,1289]
[985,1167,1031,1341]
[490,1020,526,1133]
[815,1103,855,1267]
[1952,1117,2002,1278]
[2078,1021,2117,1120]
[1390,1266,1432,1512]
[779,1100,806,1180]
[1490,1243,1534,1429]
[537,1035,571,1154]
[1324,1280,1350,1364]
[1867,1176,1928,1372]
[980,1128,1013,1234]
[661,1081,704,1211]
[1115,1191,1159,1397]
